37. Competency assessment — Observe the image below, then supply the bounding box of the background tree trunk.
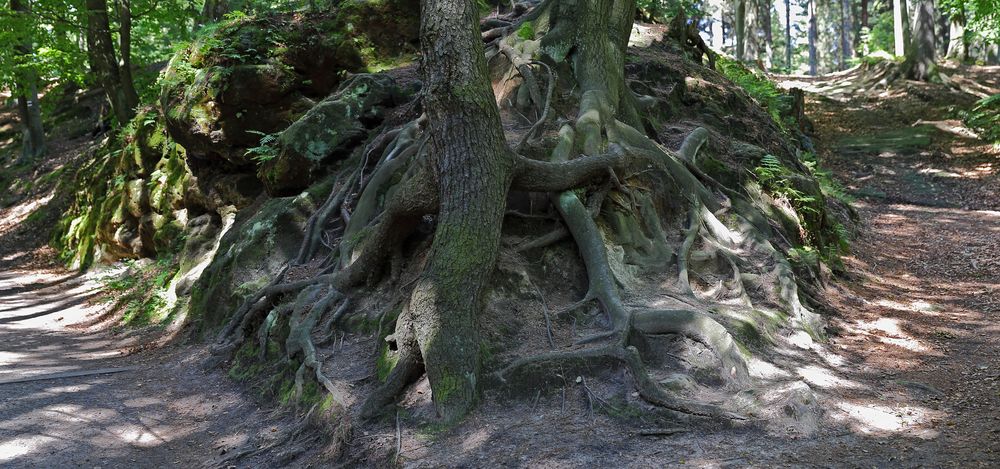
[945,10,966,60]
[762,0,773,67]
[710,0,725,50]
[200,0,231,23]
[893,0,908,55]
[904,0,936,80]
[841,0,852,68]
[10,0,45,162]
[116,0,139,110]
[85,0,138,123]
[736,0,746,60]
[809,0,818,74]
[785,0,792,70]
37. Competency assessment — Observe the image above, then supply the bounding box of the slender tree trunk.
[893,0,907,55]
[85,0,138,123]
[762,1,773,68]
[116,0,139,109]
[860,0,870,55]
[841,0,852,68]
[10,0,45,162]
[808,0,818,75]
[710,0,725,50]
[785,0,792,70]
[736,0,746,60]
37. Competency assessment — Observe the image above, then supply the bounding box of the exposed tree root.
[209,0,826,436]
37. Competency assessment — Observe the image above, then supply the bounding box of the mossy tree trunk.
[406,0,516,421]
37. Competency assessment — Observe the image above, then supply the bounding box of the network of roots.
[212,1,821,426]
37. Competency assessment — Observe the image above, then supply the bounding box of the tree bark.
[10,0,45,162]
[408,0,515,421]
[736,0,746,61]
[904,0,936,80]
[841,0,852,69]
[85,0,138,124]
[785,0,792,70]
[808,0,818,75]
[892,0,909,56]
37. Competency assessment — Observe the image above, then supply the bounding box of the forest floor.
[1,63,999,468]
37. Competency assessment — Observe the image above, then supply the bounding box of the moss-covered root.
[631,309,750,388]
[286,286,349,408]
[494,345,744,419]
[359,308,424,419]
[339,121,424,266]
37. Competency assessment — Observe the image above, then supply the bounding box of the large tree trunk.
[85,0,138,124]
[808,0,818,75]
[10,0,45,163]
[407,0,515,421]
[904,0,936,80]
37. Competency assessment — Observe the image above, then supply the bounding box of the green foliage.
[961,93,1000,144]
[800,152,854,205]
[1,0,198,106]
[942,0,1000,41]
[753,155,817,214]
[717,57,786,129]
[636,0,697,23]
[516,22,535,40]
[753,153,850,262]
[100,254,181,327]
[245,130,281,164]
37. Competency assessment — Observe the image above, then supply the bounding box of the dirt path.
[0,267,286,468]
[777,65,1000,466]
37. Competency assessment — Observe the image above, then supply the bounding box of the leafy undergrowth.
[717,56,794,130]
[962,93,1000,145]
[99,253,181,328]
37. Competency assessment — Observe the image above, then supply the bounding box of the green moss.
[517,22,535,40]
[375,343,400,382]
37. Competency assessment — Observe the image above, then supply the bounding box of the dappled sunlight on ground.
[833,401,940,437]
[0,269,282,467]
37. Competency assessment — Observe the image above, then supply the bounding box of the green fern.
[245,130,280,164]
[963,93,1000,144]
